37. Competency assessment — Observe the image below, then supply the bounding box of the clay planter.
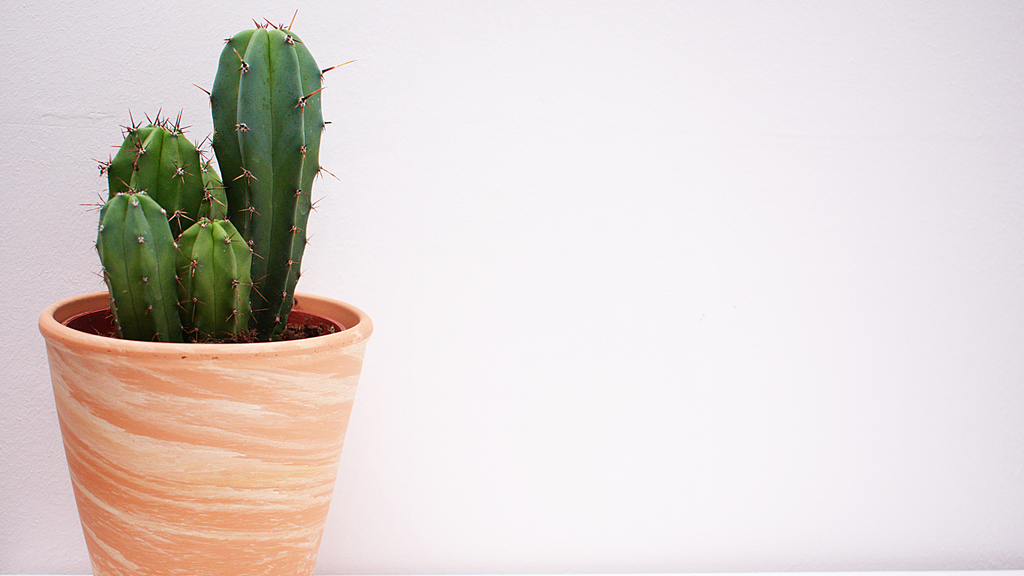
[38,291,373,576]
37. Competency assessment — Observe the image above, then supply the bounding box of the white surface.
[3,1,1024,575]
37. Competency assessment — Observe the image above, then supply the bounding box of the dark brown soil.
[208,322,338,343]
[64,304,345,343]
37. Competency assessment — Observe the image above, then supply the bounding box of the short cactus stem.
[175,218,252,341]
[96,192,183,342]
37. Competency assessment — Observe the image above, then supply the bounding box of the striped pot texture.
[39,292,373,576]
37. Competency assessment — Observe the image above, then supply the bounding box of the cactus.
[93,18,339,343]
[211,24,324,339]
[107,115,206,238]
[97,192,183,342]
[176,218,252,341]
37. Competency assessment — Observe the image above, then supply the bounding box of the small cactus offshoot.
[107,114,206,239]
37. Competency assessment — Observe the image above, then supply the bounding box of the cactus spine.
[176,218,252,341]
[97,192,183,342]
[199,159,228,220]
[211,25,323,339]
[107,116,206,239]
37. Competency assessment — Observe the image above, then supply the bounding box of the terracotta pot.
[38,292,373,576]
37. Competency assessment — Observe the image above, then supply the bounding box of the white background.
[3,0,1023,574]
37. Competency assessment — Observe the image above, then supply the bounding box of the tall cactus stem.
[211,25,324,339]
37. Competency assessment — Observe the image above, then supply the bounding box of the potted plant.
[37,18,372,576]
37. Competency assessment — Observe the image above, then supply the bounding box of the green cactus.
[97,192,184,342]
[176,218,252,341]
[107,115,206,239]
[93,20,340,343]
[211,25,324,339]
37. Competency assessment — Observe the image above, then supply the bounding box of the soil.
[210,322,338,343]
[64,301,345,343]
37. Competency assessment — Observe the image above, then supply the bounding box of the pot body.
[39,292,372,576]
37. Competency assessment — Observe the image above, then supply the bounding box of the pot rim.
[39,291,373,359]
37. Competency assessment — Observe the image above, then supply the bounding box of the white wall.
[3,0,1023,573]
